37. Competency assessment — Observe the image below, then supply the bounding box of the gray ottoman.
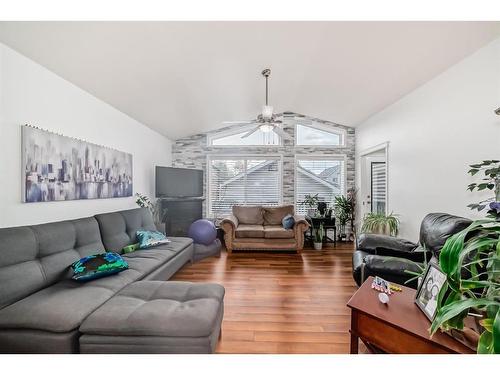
[193,239,222,262]
[79,281,225,354]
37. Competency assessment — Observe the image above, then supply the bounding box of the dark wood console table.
[305,216,336,245]
[347,276,474,354]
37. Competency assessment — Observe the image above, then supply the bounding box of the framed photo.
[415,262,447,321]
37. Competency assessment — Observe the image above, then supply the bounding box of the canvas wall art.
[22,125,133,202]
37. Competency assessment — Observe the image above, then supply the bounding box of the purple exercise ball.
[188,219,217,245]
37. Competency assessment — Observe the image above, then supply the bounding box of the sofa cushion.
[79,281,225,337]
[419,213,471,257]
[95,208,157,252]
[232,206,264,225]
[0,269,142,333]
[264,225,295,239]
[235,224,265,238]
[0,217,105,309]
[263,205,294,225]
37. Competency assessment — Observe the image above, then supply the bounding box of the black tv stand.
[158,197,204,236]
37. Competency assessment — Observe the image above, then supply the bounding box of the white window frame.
[294,154,348,212]
[207,125,283,148]
[206,154,283,218]
[294,121,347,148]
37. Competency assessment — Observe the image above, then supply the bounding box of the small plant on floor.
[361,212,400,237]
[467,160,500,220]
[334,195,354,240]
[313,222,324,250]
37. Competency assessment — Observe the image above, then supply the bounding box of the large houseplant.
[334,190,356,241]
[361,212,400,237]
[467,160,500,220]
[429,219,500,353]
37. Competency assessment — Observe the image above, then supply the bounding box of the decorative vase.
[313,242,323,250]
[307,208,316,217]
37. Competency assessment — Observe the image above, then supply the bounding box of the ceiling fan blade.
[241,126,261,138]
[222,121,255,125]
[271,126,292,141]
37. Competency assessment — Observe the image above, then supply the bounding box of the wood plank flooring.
[171,243,358,354]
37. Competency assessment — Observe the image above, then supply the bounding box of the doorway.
[360,143,388,219]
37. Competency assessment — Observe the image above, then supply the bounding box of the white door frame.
[359,142,389,217]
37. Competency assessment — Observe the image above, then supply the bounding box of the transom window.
[295,157,346,214]
[208,126,280,146]
[208,156,282,217]
[296,122,345,146]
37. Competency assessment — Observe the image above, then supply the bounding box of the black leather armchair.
[352,213,471,289]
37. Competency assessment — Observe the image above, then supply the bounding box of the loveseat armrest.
[220,215,239,254]
[293,215,310,231]
[357,233,418,255]
[220,214,239,230]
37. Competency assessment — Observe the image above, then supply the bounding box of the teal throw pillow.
[71,252,128,282]
[136,230,171,249]
[282,214,295,230]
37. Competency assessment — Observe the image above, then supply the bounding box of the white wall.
[0,43,172,227]
[356,37,500,241]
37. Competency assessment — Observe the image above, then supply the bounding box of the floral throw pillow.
[136,230,171,249]
[71,252,128,282]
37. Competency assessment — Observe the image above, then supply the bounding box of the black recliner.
[352,213,472,289]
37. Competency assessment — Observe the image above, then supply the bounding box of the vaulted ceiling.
[1,21,499,140]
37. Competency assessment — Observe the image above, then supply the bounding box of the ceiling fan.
[223,69,292,141]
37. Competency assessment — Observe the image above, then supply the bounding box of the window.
[295,157,345,214]
[296,122,345,146]
[208,156,282,217]
[208,126,280,146]
[371,162,386,214]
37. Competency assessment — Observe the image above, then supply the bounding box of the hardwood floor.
[171,242,358,354]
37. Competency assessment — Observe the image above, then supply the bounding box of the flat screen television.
[155,166,203,198]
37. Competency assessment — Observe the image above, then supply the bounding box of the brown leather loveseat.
[220,205,310,254]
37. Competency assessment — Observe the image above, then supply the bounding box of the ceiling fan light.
[262,105,273,119]
[260,124,273,133]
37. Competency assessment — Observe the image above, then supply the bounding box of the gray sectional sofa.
[0,208,224,354]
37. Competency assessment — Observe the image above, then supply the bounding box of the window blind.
[371,162,386,214]
[208,157,282,217]
[295,158,345,214]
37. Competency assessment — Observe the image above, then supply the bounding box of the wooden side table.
[347,277,474,354]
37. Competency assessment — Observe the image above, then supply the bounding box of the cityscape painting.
[22,125,133,202]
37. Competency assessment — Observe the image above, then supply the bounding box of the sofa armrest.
[293,215,310,252]
[293,215,310,231]
[357,233,418,255]
[220,214,239,229]
[220,215,239,253]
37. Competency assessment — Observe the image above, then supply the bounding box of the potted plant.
[334,195,353,241]
[467,159,500,220]
[361,212,400,237]
[313,222,324,250]
[135,193,163,229]
[301,193,320,217]
[429,220,500,353]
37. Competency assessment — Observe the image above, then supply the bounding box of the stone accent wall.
[172,112,355,216]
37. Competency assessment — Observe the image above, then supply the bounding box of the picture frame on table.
[415,262,447,321]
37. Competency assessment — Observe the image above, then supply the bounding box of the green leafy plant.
[467,160,500,220]
[361,212,400,237]
[429,220,500,354]
[313,222,324,243]
[301,193,320,208]
[334,195,352,226]
[135,193,162,224]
